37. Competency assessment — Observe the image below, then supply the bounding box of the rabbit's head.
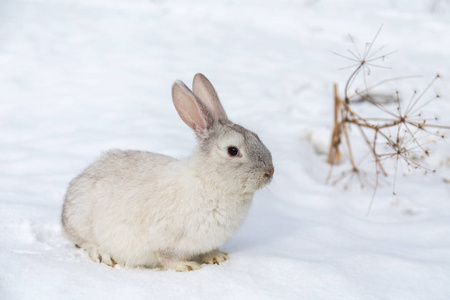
[172,74,274,194]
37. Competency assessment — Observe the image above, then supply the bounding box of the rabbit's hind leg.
[79,243,117,267]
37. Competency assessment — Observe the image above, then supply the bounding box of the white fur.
[61,74,273,271]
[63,150,253,268]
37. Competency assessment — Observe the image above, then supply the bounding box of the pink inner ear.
[173,81,213,138]
[181,103,205,131]
[193,74,228,123]
[197,88,225,121]
[176,97,206,131]
[194,85,216,113]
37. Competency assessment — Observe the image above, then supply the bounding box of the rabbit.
[61,73,274,271]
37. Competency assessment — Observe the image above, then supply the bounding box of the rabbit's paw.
[167,261,202,272]
[82,244,117,267]
[157,251,202,272]
[100,253,117,267]
[200,250,228,265]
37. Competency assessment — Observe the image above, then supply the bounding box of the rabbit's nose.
[263,166,274,179]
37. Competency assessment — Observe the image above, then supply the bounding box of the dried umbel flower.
[327,27,449,213]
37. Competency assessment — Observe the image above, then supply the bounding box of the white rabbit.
[61,74,274,271]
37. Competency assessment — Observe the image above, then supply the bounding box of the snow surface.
[1,0,450,299]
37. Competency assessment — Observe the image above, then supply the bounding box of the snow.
[1,0,450,299]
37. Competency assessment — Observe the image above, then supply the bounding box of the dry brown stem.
[327,28,448,213]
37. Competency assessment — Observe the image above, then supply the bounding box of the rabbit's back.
[62,150,176,264]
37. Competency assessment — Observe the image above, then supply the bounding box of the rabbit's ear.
[172,80,216,140]
[192,73,229,124]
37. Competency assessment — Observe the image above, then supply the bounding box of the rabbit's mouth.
[253,168,275,190]
[263,166,274,180]
[261,174,274,188]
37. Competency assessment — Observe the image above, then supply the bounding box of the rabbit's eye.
[227,146,240,157]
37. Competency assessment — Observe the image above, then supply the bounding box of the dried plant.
[327,26,450,213]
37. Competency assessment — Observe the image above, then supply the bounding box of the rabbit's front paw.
[200,250,228,265]
[157,251,202,271]
[163,261,201,272]
[175,261,202,272]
